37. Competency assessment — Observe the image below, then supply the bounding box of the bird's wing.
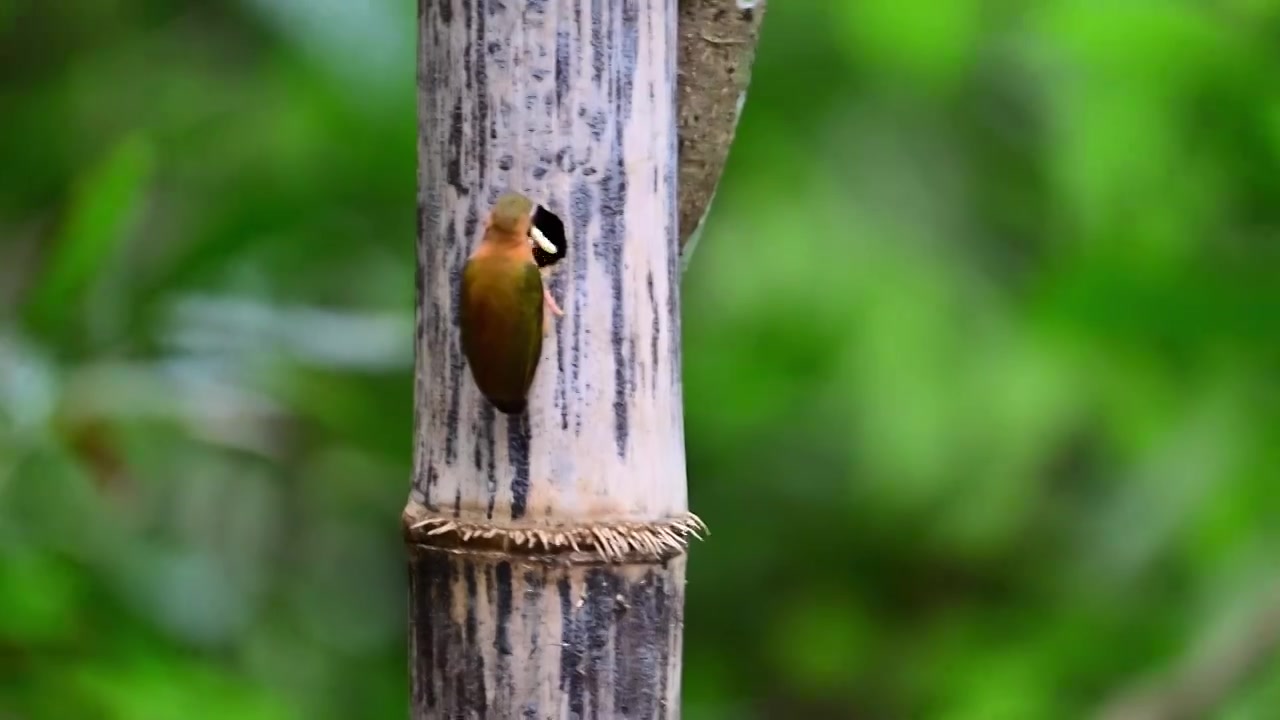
[518,261,545,393]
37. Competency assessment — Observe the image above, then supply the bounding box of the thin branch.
[677,0,767,267]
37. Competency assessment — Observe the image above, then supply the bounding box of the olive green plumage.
[459,193,547,415]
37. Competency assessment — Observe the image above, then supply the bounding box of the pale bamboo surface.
[411,0,689,530]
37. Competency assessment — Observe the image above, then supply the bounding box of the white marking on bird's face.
[530,226,558,254]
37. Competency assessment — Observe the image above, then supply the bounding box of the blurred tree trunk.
[404,0,706,717]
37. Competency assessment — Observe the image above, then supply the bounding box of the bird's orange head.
[488,192,534,237]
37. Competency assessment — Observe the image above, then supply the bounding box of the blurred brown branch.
[677,0,766,267]
[1096,585,1280,720]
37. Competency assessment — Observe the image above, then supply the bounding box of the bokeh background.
[4,1,1280,718]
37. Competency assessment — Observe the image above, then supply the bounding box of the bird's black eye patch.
[530,205,567,268]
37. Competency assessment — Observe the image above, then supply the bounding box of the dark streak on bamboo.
[507,412,531,520]
[568,178,592,438]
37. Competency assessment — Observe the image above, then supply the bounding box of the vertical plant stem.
[407,0,700,716]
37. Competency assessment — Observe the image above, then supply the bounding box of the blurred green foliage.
[3,1,1280,718]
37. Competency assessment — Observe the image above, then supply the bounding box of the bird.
[459,191,563,415]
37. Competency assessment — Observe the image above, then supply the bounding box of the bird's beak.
[530,226,558,255]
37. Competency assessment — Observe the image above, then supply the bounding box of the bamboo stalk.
[406,0,700,716]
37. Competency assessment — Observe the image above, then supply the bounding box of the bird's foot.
[544,287,565,317]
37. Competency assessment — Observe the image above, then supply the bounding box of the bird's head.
[488,192,565,264]
[489,192,535,236]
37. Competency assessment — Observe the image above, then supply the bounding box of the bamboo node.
[402,503,708,563]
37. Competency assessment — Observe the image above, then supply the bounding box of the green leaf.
[0,545,82,644]
[25,133,154,337]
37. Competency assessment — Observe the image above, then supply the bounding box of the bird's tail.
[488,396,527,415]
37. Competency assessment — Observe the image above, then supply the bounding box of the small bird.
[460,192,560,415]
